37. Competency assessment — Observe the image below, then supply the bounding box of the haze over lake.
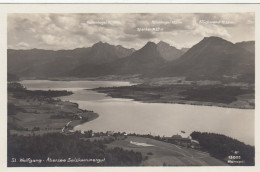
[21,80,255,146]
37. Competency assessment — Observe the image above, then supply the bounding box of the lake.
[21,80,255,145]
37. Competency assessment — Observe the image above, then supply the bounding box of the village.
[62,122,201,151]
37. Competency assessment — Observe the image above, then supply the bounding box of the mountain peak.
[157,41,170,46]
[235,41,255,54]
[116,45,123,48]
[156,41,184,61]
[203,36,232,44]
[160,36,254,82]
[146,41,157,46]
[143,41,157,49]
[92,41,111,47]
[204,36,224,40]
[198,36,235,49]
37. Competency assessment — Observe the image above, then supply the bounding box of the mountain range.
[235,41,255,54]
[8,36,255,83]
[155,37,254,82]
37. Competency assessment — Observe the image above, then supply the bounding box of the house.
[72,114,82,120]
[191,140,200,149]
[107,131,114,136]
[165,134,192,147]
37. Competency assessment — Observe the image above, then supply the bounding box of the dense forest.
[179,86,253,104]
[7,73,19,82]
[93,84,254,105]
[190,132,255,166]
[8,82,73,98]
[8,132,143,167]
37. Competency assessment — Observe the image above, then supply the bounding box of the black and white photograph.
[6,10,256,167]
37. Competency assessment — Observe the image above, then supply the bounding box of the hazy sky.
[8,13,254,50]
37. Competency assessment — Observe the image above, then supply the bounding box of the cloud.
[192,18,231,38]
[194,13,254,28]
[39,34,57,45]
[8,13,255,50]
[12,42,30,49]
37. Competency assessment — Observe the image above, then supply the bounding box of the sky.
[8,13,254,50]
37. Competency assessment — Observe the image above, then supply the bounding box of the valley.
[7,36,255,166]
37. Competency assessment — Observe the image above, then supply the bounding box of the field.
[8,84,98,135]
[107,136,227,166]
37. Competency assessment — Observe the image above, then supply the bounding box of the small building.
[172,134,182,139]
[165,134,192,147]
[107,131,114,136]
[191,140,201,149]
[73,114,82,120]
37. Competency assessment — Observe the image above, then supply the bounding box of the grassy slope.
[107,136,227,166]
[8,91,98,135]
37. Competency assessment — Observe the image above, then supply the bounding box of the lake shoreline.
[62,103,99,133]
[92,85,255,110]
[20,78,254,110]
[18,80,255,146]
[8,80,254,165]
[99,95,255,110]
[8,82,99,136]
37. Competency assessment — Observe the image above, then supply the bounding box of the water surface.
[21,80,255,145]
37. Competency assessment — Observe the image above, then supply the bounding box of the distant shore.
[93,84,255,110]
[20,75,143,84]
[19,77,254,110]
[96,94,255,110]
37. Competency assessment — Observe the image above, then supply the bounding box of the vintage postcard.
[0,3,259,172]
